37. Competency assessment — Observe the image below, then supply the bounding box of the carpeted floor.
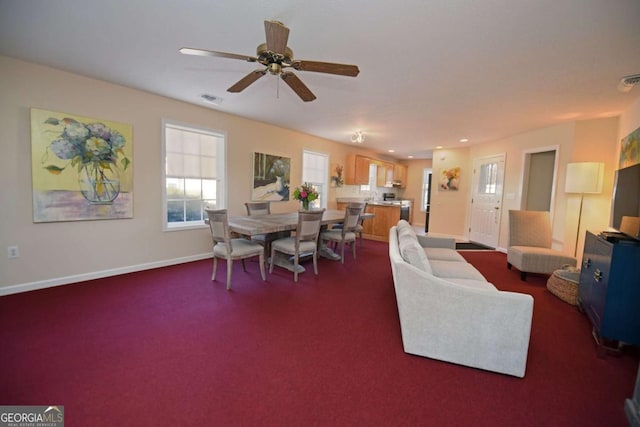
[0,241,637,426]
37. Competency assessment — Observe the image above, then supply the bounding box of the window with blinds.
[163,122,225,229]
[302,150,328,209]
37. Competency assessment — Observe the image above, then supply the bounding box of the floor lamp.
[565,162,604,257]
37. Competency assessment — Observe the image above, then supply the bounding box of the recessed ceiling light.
[435,145,443,149]
[388,149,395,153]
[201,94,223,105]
[408,155,414,159]
[459,138,469,143]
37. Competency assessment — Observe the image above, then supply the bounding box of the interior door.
[469,154,506,248]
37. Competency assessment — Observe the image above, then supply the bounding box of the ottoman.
[547,268,580,305]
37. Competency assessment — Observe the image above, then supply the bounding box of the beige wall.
[0,56,374,292]
[1,54,639,292]
[413,118,622,255]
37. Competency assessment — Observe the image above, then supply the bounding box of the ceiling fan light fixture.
[351,131,365,143]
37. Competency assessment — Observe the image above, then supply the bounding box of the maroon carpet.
[1,243,637,426]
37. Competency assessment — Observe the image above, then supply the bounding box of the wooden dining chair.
[244,202,271,216]
[320,205,361,264]
[206,209,266,290]
[330,202,366,247]
[269,209,325,282]
[244,201,271,246]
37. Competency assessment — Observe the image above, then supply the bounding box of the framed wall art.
[439,167,460,191]
[619,126,640,169]
[252,152,290,201]
[31,108,133,222]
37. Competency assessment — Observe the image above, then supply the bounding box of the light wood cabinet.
[362,204,401,242]
[393,164,408,188]
[376,161,394,187]
[345,154,371,185]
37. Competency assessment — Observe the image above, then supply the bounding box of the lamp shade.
[565,162,604,194]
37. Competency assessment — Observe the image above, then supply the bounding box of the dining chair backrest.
[206,209,231,253]
[342,205,362,232]
[245,202,271,216]
[296,209,325,248]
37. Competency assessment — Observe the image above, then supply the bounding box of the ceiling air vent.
[618,74,640,93]
[201,94,223,105]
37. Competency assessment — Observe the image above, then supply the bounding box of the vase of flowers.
[293,182,319,210]
[42,117,131,204]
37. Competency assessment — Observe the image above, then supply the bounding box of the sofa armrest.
[417,235,456,250]
[393,261,533,377]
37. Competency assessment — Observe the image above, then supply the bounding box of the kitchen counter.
[336,198,413,242]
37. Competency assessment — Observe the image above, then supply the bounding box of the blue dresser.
[578,231,640,352]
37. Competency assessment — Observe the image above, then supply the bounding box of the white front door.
[469,154,506,248]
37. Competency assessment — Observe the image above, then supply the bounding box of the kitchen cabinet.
[376,161,394,187]
[393,164,408,188]
[362,203,401,242]
[344,155,371,185]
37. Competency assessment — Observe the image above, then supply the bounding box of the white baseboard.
[0,253,213,296]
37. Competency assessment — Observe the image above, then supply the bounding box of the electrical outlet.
[7,246,20,259]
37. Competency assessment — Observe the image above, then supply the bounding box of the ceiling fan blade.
[264,20,290,55]
[293,60,360,77]
[179,47,257,62]
[281,72,316,102]
[227,70,267,93]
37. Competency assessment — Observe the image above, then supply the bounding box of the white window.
[163,121,225,230]
[421,168,432,211]
[302,150,328,209]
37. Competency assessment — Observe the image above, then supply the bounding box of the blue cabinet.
[578,231,640,347]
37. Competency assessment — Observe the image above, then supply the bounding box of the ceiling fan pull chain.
[277,73,280,99]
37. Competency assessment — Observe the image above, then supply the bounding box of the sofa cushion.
[396,220,416,239]
[398,233,432,274]
[446,278,497,291]
[424,247,466,262]
[430,260,487,281]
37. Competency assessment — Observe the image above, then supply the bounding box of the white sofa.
[389,220,534,377]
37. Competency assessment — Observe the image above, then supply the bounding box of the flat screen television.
[611,163,640,237]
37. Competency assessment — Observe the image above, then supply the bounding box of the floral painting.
[439,167,460,191]
[252,152,290,201]
[31,108,133,222]
[619,126,640,169]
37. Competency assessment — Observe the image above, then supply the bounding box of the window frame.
[301,149,329,209]
[162,119,226,231]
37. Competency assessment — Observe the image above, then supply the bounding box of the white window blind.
[302,150,328,209]
[163,122,225,230]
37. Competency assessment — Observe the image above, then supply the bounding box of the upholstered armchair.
[507,210,577,281]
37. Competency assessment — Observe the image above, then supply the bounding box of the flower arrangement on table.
[293,182,319,210]
[42,117,131,203]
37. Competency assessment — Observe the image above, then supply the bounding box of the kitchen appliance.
[382,193,410,221]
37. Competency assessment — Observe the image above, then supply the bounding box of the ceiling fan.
[179,20,360,102]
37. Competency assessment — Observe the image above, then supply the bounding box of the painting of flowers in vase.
[439,167,460,191]
[31,108,133,222]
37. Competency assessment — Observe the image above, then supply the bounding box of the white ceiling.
[1,0,639,159]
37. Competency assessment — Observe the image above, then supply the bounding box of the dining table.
[225,209,374,273]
